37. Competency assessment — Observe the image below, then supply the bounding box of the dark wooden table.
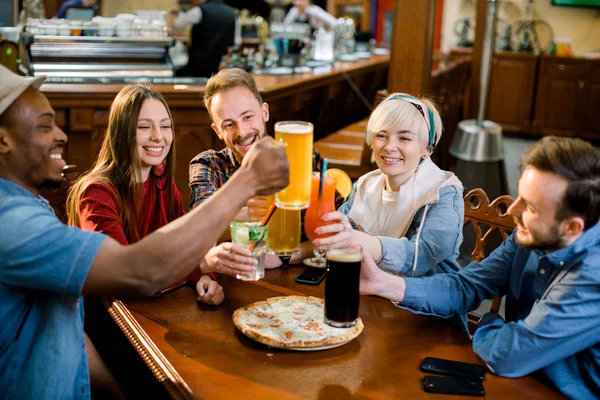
[104,265,564,399]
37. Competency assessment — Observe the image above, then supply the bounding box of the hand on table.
[196,275,224,305]
[201,242,257,277]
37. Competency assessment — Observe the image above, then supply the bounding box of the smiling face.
[508,166,570,251]
[0,87,67,194]
[209,86,269,162]
[371,118,429,191]
[135,98,173,181]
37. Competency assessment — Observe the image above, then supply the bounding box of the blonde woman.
[316,93,464,277]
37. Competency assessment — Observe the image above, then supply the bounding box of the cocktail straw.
[318,158,328,201]
[248,202,277,251]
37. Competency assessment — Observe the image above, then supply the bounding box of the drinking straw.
[248,202,277,251]
[318,158,328,201]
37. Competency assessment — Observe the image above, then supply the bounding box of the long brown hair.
[67,85,177,242]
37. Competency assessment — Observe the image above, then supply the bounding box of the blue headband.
[384,94,436,151]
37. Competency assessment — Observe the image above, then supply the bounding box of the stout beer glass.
[324,244,362,328]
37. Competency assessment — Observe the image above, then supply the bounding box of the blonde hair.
[366,93,443,151]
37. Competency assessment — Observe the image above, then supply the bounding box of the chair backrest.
[463,188,515,314]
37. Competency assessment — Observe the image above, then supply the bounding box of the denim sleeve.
[377,185,464,275]
[472,256,600,377]
[338,182,357,216]
[0,198,106,296]
[397,234,517,317]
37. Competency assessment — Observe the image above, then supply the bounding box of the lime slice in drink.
[234,226,250,247]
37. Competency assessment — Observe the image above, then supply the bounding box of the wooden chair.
[463,188,515,333]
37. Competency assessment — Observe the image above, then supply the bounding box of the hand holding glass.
[230,221,268,281]
[304,172,336,268]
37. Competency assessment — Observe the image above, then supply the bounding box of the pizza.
[232,296,364,349]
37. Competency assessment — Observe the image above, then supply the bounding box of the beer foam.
[326,249,362,263]
[276,123,313,134]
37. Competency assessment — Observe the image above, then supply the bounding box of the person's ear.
[422,145,431,160]
[262,102,270,122]
[211,123,224,140]
[561,216,585,239]
[0,127,12,154]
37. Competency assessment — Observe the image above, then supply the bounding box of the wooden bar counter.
[86,266,563,399]
[41,56,388,209]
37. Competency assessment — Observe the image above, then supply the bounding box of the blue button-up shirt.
[0,178,106,399]
[400,222,600,399]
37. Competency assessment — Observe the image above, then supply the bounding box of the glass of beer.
[324,244,362,328]
[268,208,301,256]
[274,121,313,210]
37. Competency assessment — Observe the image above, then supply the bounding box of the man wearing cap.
[0,65,289,399]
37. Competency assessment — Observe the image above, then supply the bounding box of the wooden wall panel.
[387,0,436,95]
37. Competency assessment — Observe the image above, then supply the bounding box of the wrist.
[378,274,406,303]
[231,167,259,201]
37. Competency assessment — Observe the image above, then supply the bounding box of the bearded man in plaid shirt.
[189,68,342,267]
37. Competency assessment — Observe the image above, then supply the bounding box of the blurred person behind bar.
[55,0,97,19]
[168,0,238,77]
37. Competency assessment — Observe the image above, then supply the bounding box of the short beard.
[514,225,564,252]
[39,177,65,191]
[230,122,267,164]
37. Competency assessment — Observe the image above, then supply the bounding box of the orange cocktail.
[304,172,336,242]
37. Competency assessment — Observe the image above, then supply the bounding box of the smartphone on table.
[421,357,486,380]
[423,376,485,396]
[295,266,327,285]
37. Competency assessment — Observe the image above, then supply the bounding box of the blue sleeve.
[0,198,106,296]
[338,182,357,216]
[397,233,517,317]
[472,255,600,377]
[377,185,464,275]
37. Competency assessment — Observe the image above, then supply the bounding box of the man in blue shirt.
[0,65,289,399]
[359,136,600,399]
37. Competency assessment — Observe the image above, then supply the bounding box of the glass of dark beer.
[324,244,362,328]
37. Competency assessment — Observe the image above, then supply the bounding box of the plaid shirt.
[189,146,344,239]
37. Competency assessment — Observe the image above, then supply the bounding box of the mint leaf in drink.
[249,227,267,243]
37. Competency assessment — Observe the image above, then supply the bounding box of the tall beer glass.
[267,201,301,255]
[274,121,313,210]
[324,244,362,328]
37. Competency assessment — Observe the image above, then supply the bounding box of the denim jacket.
[339,183,464,277]
[400,221,600,399]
